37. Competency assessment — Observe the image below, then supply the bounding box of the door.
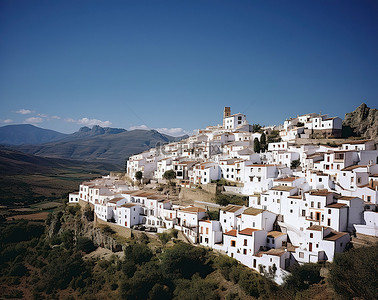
[309,242,313,252]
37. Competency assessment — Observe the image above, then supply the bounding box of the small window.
[244,239,247,246]
[310,233,313,238]
[231,240,236,247]
[299,252,304,258]
[243,249,247,255]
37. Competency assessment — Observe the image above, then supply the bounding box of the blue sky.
[0,0,377,136]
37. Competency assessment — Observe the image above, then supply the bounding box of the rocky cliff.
[343,103,378,140]
[47,207,124,252]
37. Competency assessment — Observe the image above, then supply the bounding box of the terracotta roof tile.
[239,228,259,236]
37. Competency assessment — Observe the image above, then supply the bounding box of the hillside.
[15,129,186,166]
[0,124,67,145]
[343,103,378,140]
[0,146,118,175]
[0,147,119,206]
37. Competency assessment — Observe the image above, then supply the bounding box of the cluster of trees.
[215,193,248,206]
[1,204,376,300]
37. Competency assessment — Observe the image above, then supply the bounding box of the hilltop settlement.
[69,107,378,284]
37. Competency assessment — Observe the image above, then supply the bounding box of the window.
[311,202,314,208]
[302,210,306,217]
[299,252,304,258]
[253,259,256,268]
[244,239,247,246]
[206,228,209,234]
[310,233,313,238]
[328,209,331,214]
[231,240,236,247]
[243,249,247,255]
[318,202,321,208]
[367,196,371,202]
[319,178,323,182]
[327,218,331,226]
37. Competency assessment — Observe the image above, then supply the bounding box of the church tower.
[223,107,231,127]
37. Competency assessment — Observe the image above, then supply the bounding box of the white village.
[69,107,378,284]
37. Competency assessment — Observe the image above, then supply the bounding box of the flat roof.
[325,203,347,209]
[268,231,286,238]
[307,225,329,231]
[121,203,137,208]
[243,207,263,216]
[271,186,296,192]
[221,204,244,213]
[180,206,206,213]
[324,231,348,241]
[274,177,297,182]
[309,190,333,196]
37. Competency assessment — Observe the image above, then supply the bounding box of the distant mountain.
[0,124,67,145]
[0,146,118,175]
[343,103,378,140]
[62,125,126,140]
[15,128,187,166]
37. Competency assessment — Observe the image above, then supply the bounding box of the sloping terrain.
[0,124,67,145]
[0,146,117,175]
[15,129,186,165]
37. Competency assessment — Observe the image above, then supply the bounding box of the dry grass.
[7,212,49,221]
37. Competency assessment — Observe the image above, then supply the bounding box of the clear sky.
[0,0,377,136]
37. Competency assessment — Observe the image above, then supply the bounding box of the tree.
[291,159,301,169]
[76,236,96,254]
[267,130,281,143]
[329,244,378,300]
[163,169,176,185]
[284,263,322,292]
[254,138,261,153]
[260,132,267,151]
[135,171,143,185]
[252,124,262,133]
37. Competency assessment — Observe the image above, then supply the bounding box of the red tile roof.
[224,229,237,237]
[239,228,259,236]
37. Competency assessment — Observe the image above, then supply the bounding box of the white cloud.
[128,124,191,136]
[65,117,112,127]
[155,127,191,136]
[2,119,13,124]
[51,115,61,120]
[16,109,34,115]
[24,117,43,124]
[128,124,151,131]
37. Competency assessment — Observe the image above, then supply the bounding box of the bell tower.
[223,107,231,127]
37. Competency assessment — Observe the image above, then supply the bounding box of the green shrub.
[284,263,322,292]
[76,236,96,254]
[329,244,378,300]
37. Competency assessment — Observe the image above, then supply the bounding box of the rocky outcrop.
[343,103,378,140]
[47,209,124,252]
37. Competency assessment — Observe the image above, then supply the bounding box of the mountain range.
[0,124,188,168]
